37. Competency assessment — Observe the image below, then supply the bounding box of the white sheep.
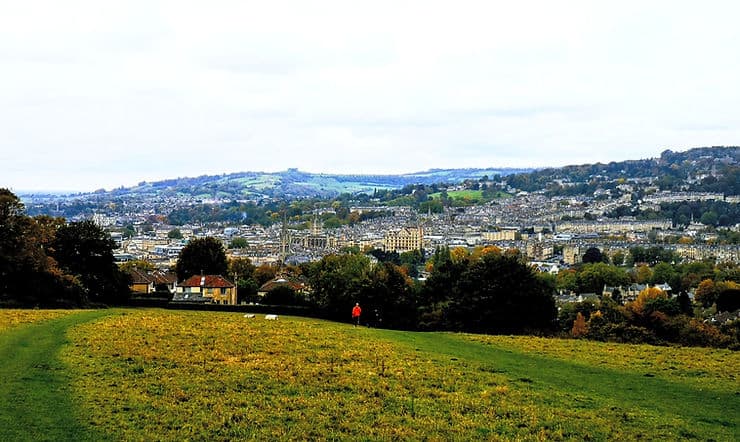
[264,314,279,320]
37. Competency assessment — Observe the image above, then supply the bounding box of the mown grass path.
[0,310,112,442]
[379,330,739,440]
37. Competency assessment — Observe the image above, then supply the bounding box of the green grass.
[0,310,111,441]
[380,330,739,439]
[2,309,739,441]
[429,189,511,201]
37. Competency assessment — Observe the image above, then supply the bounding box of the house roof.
[150,271,177,285]
[179,274,235,288]
[258,276,307,293]
[125,268,177,285]
[127,268,153,285]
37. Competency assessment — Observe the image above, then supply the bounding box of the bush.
[716,288,740,312]
[261,286,304,306]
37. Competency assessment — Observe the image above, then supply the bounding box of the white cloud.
[2,1,739,191]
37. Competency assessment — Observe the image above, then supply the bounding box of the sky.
[2,1,740,192]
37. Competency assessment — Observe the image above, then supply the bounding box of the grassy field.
[429,189,511,202]
[0,309,76,333]
[0,310,110,441]
[1,309,738,441]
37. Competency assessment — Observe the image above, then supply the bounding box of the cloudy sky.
[2,1,739,192]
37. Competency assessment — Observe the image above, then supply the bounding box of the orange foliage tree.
[571,312,588,338]
[628,286,668,316]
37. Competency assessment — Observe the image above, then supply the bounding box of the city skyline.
[3,1,740,192]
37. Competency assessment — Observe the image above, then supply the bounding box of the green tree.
[228,257,256,282]
[122,224,136,238]
[576,263,630,294]
[650,262,679,289]
[554,269,577,293]
[51,220,131,305]
[262,285,301,306]
[716,284,740,312]
[175,237,228,281]
[229,237,248,249]
[450,253,557,333]
[582,247,606,264]
[363,262,418,329]
[700,211,718,226]
[308,253,371,320]
[119,259,157,273]
[228,257,258,301]
[399,249,424,277]
[611,250,626,266]
[167,228,183,239]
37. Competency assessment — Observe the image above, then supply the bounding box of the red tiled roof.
[179,275,235,288]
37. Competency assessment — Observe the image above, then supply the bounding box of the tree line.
[1,189,130,307]
[174,238,557,334]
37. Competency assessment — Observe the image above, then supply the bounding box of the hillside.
[16,146,739,224]
[505,146,740,195]
[20,146,739,204]
[2,309,737,441]
[82,167,532,200]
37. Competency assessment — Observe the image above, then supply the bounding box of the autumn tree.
[450,246,471,264]
[558,300,598,332]
[571,312,588,337]
[470,245,502,261]
[254,263,277,286]
[1,189,127,306]
[633,264,653,284]
[0,189,33,301]
[694,279,717,307]
[627,286,669,317]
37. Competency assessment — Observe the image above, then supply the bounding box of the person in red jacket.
[351,303,362,326]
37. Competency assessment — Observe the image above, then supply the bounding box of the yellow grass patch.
[0,309,76,333]
[464,334,739,390]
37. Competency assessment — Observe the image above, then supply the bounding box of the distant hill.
[61,167,533,200]
[505,146,740,195]
[18,146,740,203]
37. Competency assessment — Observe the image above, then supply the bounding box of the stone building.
[384,226,424,252]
